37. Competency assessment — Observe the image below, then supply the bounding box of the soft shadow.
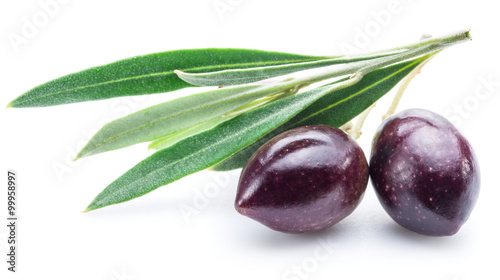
[237,220,349,249]
[383,222,459,247]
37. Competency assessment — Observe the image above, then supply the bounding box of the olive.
[235,125,369,233]
[370,109,480,236]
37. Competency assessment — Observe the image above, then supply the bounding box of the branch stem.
[285,29,471,90]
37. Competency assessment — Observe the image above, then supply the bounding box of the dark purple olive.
[370,109,480,236]
[235,125,369,233]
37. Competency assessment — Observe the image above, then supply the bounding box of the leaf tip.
[6,102,13,108]
[82,207,91,213]
[74,148,89,161]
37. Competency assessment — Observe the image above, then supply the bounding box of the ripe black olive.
[370,109,480,236]
[235,125,369,233]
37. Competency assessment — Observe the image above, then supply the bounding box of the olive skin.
[370,109,480,236]
[235,125,369,233]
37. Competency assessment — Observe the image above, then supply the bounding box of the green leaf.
[8,49,332,108]
[174,52,398,86]
[148,115,230,150]
[211,55,432,171]
[84,78,361,212]
[76,84,288,159]
[147,84,307,151]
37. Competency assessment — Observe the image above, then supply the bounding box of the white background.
[1,1,499,279]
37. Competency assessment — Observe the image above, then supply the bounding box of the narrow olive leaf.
[221,85,301,118]
[8,49,333,108]
[211,54,432,171]
[147,87,299,151]
[76,83,291,159]
[174,52,400,86]
[148,86,302,151]
[147,82,310,151]
[84,78,362,212]
[148,115,230,150]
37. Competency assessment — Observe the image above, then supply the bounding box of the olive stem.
[382,54,437,120]
[349,103,377,139]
